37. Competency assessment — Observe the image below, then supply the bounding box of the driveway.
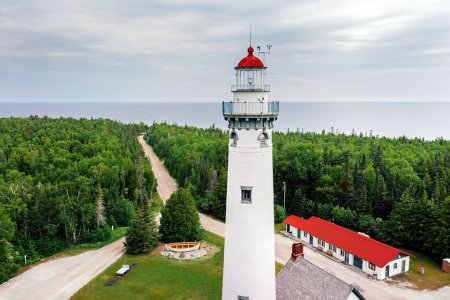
[0,238,125,300]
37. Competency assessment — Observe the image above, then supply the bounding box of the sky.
[1,0,449,102]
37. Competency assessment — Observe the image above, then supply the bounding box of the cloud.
[0,0,449,101]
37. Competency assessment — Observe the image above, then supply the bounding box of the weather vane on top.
[249,25,272,64]
[257,44,272,64]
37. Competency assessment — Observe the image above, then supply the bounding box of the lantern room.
[232,46,269,92]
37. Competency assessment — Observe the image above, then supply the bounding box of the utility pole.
[283,181,286,210]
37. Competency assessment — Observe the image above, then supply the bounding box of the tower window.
[230,131,239,146]
[241,186,252,204]
[258,131,269,147]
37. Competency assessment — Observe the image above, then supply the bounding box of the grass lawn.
[73,231,224,300]
[274,222,285,233]
[73,231,283,300]
[388,248,450,290]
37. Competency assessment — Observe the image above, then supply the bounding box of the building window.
[287,224,291,233]
[328,243,332,250]
[394,263,398,269]
[241,186,252,204]
[304,231,307,237]
[317,239,325,247]
[297,229,301,238]
[369,262,376,270]
[340,249,345,256]
[237,296,249,300]
[333,246,336,252]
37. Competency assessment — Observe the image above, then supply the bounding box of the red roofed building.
[284,215,412,280]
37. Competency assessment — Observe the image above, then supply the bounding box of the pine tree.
[429,196,450,261]
[385,190,437,250]
[372,174,390,218]
[290,188,315,218]
[354,155,372,215]
[160,188,202,243]
[124,156,160,254]
[373,145,384,176]
[210,168,227,220]
[432,176,447,205]
[124,204,160,254]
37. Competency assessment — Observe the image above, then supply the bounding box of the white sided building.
[221,45,279,300]
[285,215,412,280]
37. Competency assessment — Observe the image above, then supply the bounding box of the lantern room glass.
[235,68,265,90]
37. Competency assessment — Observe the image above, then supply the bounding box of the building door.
[297,229,301,239]
[401,260,406,272]
[344,251,349,263]
[309,235,313,245]
[385,265,390,278]
[353,256,363,269]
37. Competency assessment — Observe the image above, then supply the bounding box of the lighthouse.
[222,45,279,300]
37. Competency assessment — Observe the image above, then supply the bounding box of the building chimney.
[291,242,304,262]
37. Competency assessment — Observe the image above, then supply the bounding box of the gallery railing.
[222,101,279,117]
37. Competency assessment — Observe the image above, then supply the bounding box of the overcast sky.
[1,0,449,102]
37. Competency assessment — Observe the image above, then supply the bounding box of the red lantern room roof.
[236,46,264,68]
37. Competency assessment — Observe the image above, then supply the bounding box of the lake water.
[0,102,448,140]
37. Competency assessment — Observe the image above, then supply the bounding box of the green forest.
[145,123,450,263]
[0,117,156,283]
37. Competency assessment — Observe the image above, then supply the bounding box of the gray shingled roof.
[276,257,362,300]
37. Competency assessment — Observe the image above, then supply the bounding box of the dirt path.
[139,135,177,202]
[0,237,125,300]
[139,135,450,300]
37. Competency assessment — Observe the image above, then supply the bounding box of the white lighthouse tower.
[222,45,279,300]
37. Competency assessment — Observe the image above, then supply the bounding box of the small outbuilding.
[284,215,412,280]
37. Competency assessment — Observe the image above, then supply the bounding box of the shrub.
[160,188,203,243]
[274,205,287,223]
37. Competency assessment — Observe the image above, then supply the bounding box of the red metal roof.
[284,215,412,267]
[237,46,264,68]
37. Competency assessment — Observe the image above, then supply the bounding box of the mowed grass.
[73,230,284,300]
[274,222,286,233]
[72,231,225,300]
[388,248,450,290]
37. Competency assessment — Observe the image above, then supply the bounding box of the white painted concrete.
[222,130,276,300]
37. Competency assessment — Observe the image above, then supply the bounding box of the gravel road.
[0,238,125,300]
